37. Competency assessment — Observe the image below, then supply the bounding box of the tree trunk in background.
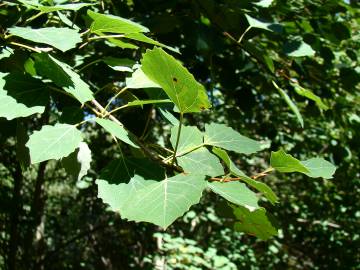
[8,163,23,270]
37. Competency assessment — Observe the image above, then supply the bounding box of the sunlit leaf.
[204,123,262,155]
[208,182,259,211]
[62,142,92,181]
[141,47,211,113]
[95,118,138,148]
[26,123,83,164]
[9,27,82,52]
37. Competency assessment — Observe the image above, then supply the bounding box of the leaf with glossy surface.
[141,47,211,113]
[204,123,261,155]
[33,53,94,104]
[26,124,83,164]
[95,118,138,148]
[253,0,273,7]
[208,182,259,211]
[9,27,82,52]
[273,81,304,128]
[121,174,207,228]
[88,10,149,34]
[0,72,48,120]
[177,147,224,177]
[233,206,278,240]
[270,149,309,173]
[62,142,92,181]
[170,125,203,154]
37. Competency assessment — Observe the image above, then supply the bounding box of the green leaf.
[98,158,164,184]
[126,68,161,89]
[284,38,315,57]
[95,118,138,148]
[212,147,278,204]
[273,81,304,128]
[170,125,203,154]
[62,142,92,181]
[120,174,206,228]
[204,123,262,155]
[271,150,336,179]
[233,206,278,240]
[26,123,83,164]
[141,47,211,113]
[208,182,259,211]
[9,27,82,52]
[124,33,179,53]
[270,149,309,173]
[102,57,135,72]
[126,99,171,107]
[212,147,246,176]
[291,83,329,110]
[301,158,336,179]
[97,176,156,212]
[0,72,48,120]
[253,0,273,8]
[245,14,275,32]
[177,147,224,177]
[88,10,149,34]
[33,53,94,104]
[17,1,92,12]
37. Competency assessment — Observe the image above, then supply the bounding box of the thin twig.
[171,113,184,165]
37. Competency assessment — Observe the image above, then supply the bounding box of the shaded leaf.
[26,123,83,164]
[141,47,211,113]
[291,83,329,110]
[33,53,94,104]
[0,72,48,120]
[245,14,280,32]
[62,142,92,181]
[273,81,304,128]
[98,158,164,184]
[233,206,278,240]
[17,1,92,12]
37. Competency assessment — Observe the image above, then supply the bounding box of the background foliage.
[0,0,359,269]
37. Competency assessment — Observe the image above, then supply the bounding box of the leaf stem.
[171,113,184,165]
[9,41,42,53]
[104,86,128,111]
[237,26,252,44]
